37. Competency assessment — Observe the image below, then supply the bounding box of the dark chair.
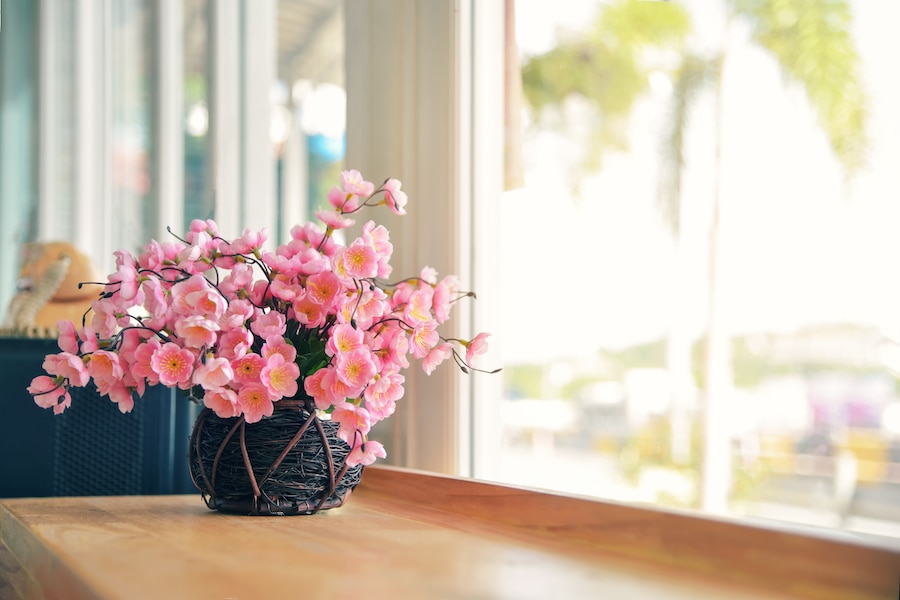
[0,337,199,497]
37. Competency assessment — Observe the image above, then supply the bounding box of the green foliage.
[727,0,868,171]
[522,0,690,163]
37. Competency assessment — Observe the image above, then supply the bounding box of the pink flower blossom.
[291,294,326,328]
[57,320,79,354]
[90,298,123,338]
[108,381,135,413]
[326,322,364,357]
[304,367,339,410]
[410,322,439,359]
[363,373,404,420]
[232,353,266,385]
[423,342,453,375]
[432,275,459,323]
[306,271,342,307]
[77,326,100,353]
[336,241,378,280]
[335,347,377,390]
[203,387,240,418]
[403,286,434,326]
[340,169,375,198]
[43,352,89,387]
[328,185,360,212]
[346,440,387,467]
[261,337,297,363]
[238,383,274,424]
[150,343,196,387]
[260,354,300,399]
[29,375,71,414]
[332,402,373,444]
[217,327,254,361]
[193,356,235,390]
[87,350,125,391]
[219,299,255,330]
[174,315,220,349]
[382,178,407,215]
[130,337,162,384]
[465,332,491,365]
[250,310,286,341]
[315,209,355,230]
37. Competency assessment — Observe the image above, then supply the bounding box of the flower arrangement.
[28,170,493,469]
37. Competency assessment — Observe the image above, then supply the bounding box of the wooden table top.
[2,466,899,599]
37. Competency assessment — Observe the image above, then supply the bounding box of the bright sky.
[500,0,900,363]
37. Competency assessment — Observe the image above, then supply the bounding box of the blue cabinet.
[0,337,199,497]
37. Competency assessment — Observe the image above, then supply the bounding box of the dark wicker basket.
[188,402,363,515]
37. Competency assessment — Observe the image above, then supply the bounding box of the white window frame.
[345,0,504,476]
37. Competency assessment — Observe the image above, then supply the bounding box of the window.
[489,0,900,538]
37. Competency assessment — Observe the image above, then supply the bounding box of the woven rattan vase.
[188,401,363,515]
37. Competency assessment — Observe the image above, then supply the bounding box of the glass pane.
[184,0,210,224]
[494,0,900,538]
[0,0,38,317]
[109,0,153,255]
[276,0,344,244]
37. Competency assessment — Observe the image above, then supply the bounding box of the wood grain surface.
[1,466,898,599]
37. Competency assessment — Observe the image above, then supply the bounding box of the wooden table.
[2,466,899,599]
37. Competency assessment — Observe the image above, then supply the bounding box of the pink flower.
[170,275,225,319]
[291,294,326,328]
[250,310,286,341]
[56,320,79,354]
[43,352,89,387]
[364,373,404,420]
[304,367,339,410]
[174,315,220,349]
[410,322,439,359]
[328,185,360,212]
[77,326,99,353]
[110,260,141,303]
[403,287,434,326]
[232,353,266,385]
[335,347,377,390]
[87,350,125,391]
[432,275,459,323]
[131,337,162,385]
[336,241,378,280]
[305,271,342,307]
[326,323,364,357]
[150,343,196,387]
[203,387,240,418]
[108,381,135,413]
[315,209,355,230]
[217,327,254,360]
[382,178,407,215]
[341,169,375,198]
[29,375,71,414]
[260,354,300,399]
[423,342,453,375]
[90,298,123,338]
[261,337,297,363]
[219,299,255,330]
[465,332,491,365]
[346,440,387,467]
[193,356,235,390]
[332,402,373,444]
[238,383,274,424]
[141,278,169,329]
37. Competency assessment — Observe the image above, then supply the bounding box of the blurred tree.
[521,0,868,512]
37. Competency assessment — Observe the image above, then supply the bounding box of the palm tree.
[522,0,867,511]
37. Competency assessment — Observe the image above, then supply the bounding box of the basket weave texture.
[189,402,363,515]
